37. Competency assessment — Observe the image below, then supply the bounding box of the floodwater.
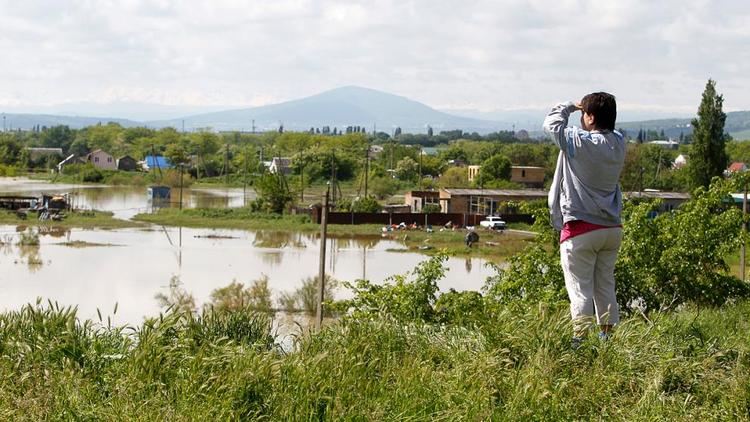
[0,177,250,219]
[0,177,504,328]
[0,225,496,326]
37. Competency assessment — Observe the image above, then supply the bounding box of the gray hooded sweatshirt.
[543,102,626,231]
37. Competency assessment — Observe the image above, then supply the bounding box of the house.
[673,154,687,169]
[86,149,116,170]
[268,157,292,175]
[510,166,546,188]
[727,162,748,174]
[467,165,481,182]
[117,155,138,172]
[420,147,439,156]
[404,190,441,212]
[143,155,173,171]
[447,159,467,167]
[515,129,530,140]
[648,140,680,150]
[626,191,690,213]
[368,145,384,158]
[56,154,86,172]
[26,147,63,161]
[438,188,548,214]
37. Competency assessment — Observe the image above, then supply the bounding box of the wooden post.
[316,188,330,330]
[179,165,184,210]
[742,183,747,282]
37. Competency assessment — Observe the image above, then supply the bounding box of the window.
[94,157,99,163]
[107,157,112,163]
[521,170,526,178]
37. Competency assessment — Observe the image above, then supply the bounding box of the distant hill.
[617,111,750,140]
[148,86,506,133]
[0,113,139,130]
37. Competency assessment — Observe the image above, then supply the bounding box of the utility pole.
[418,146,423,190]
[179,164,184,210]
[316,187,330,330]
[742,182,748,281]
[243,147,249,206]
[224,142,229,185]
[364,145,369,197]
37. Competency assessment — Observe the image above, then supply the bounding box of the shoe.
[572,337,583,350]
[598,332,610,341]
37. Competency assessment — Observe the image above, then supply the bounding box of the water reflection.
[0,178,250,220]
[0,225,498,326]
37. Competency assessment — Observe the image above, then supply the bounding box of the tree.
[476,154,511,186]
[395,156,419,181]
[688,79,728,189]
[164,143,190,167]
[427,126,433,137]
[256,172,293,213]
[439,167,470,188]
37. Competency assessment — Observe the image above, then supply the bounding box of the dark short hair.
[581,92,617,131]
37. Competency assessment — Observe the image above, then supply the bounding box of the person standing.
[543,93,626,346]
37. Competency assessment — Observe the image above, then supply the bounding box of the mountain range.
[2,86,750,139]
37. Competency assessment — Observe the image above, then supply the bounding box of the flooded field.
[0,177,507,327]
[0,177,249,219]
[0,225,498,326]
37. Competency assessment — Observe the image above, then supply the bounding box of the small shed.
[147,186,171,200]
[117,155,138,171]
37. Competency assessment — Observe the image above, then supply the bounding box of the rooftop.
[441,188,548,197]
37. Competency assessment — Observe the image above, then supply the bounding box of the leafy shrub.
[278,275,337,315]
[208,276,273,313]
[17,229,40,246]
[615,177,750,310]
[335,254,446,323]
[81,166,104,183]
[422,203,441,214]
[338,196,382,213]
[370,176,399,199]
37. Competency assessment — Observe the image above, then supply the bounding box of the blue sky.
[1,0,749,116]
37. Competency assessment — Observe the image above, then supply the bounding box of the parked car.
[479,216,507,230]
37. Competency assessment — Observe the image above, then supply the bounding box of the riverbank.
[133,207,535,259]
[0,210,143,229]
[1,298,747,419]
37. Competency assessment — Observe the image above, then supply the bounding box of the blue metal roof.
[145,155,173,169]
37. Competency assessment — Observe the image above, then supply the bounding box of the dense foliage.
[688,79,729,189]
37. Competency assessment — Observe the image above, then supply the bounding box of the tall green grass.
[0,299,748,419]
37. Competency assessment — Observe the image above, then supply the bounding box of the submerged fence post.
[316,188,330,330]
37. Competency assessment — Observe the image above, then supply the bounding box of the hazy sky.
[1,0,749,114]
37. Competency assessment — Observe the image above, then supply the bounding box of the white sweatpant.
[560,227,622,332]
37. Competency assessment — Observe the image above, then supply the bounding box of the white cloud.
[0,0,748,114]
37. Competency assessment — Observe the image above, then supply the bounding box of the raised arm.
[543,101,580,153]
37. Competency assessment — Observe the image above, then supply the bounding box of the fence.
[311,211,533,227]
